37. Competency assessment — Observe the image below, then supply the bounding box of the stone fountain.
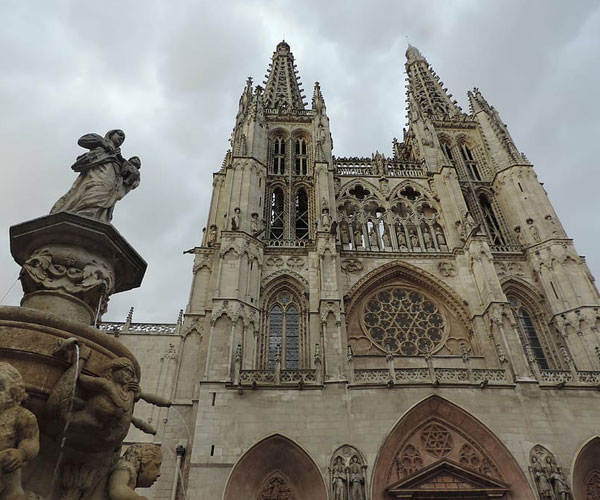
[0,130,167,499]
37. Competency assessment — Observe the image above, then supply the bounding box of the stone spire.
[263,40,306,112]
[468,87,526,164]
[405,44,462,120]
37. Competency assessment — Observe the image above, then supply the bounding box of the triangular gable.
[387,459,510,498]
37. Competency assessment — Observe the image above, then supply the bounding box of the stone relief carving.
[585,470,600,500]
[329,445,367,500]
[51,129,141,223]
[341,258,363,275]
[530,444,571,500]
[21,246,115,314]
[258,472,296,500]
[286,256,304,269]
[266,256,284,268]
[231,207,241,231]
[108,443,162,499]
[388,418,502,485]
[437,261,456,277]
[0,362,40,499]
[495,261,524,277]
[45,347,169,455]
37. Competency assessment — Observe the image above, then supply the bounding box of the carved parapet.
[10,212,146,324]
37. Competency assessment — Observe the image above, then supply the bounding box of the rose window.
[361,286,445,355]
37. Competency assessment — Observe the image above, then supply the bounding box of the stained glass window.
[508,297,549,370]
[361,286,445,355]
[267,292,303,369]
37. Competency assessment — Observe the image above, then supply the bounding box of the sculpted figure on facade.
[108,443,162,500]
[409,229,419,250]
[0,363,40,500]
[396,225,408,250]
[423,227,434,250]
[321,207,332,232]
[231,207,241,231]
[348,455,366,500]
[368,223,379,249]
[435,226,446,247]
[51,130,141,223]
[353,225,363,248]
[530,445,571,500]
[207,224,218,247]
[331,456,347,500]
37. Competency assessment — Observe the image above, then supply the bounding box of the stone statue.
[231,207,241,231]
[0,362,39,500]
[531,456,553,500]
[382,227,391,247]
[463,211,478,236]
[46,349,169,453]
[251,213,259,234]
[550,468,570,500]
[353,226,363,248]
[321,208,332,231]
[108,443,162,500]
[207,224,218,247]
[409,229,420,249]
[340,223,350,245]
[51,130,141,223]
[348,456,366,500]
[435,226,446,246]
[396,226,408,250]
[331,456,347,500]
[368,224,379,249]
[423,227,434,249]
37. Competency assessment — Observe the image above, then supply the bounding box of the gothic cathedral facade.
[114,42,600,499]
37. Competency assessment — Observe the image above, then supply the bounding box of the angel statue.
[51,129,141,223]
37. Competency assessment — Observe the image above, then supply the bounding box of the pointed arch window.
[508,297,550,370]
[478,194,506,245]
[273,138,286,175]
[270,188,284,240]
[295,188,309,239]
[295,138,307,175]
[441,143,454,162]
[266,291,302,369]
[460,144,482,181]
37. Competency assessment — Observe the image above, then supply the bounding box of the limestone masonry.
[106,42,600,499]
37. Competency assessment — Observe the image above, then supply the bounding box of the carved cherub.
[108,444,162,500]
[0,362,39,500]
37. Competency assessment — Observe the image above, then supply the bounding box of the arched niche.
[223,434,327,500]
[573,436,600,500]
[371,395,535,500]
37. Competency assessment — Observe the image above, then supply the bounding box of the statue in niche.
[46,346,169,453]
[463,210,478,236]
[0,363,39,500]
[396,226,408,250]
[207,224,218,247]
[435,226,446,246]
[51,130,141,223]
[231,207,241,231]
[331,456,347,500]
[321,207,332,232]
[531,455,554,500]
[348,455,366,500]
[340,223,350,245]
[381,227,391,248]
[108,443,162,500]
[423,227,434,250]
[547,457,571,500]
[251,213,259,234]
[368,224,379,249]
[353,226,363,248]
[409,229,420,249]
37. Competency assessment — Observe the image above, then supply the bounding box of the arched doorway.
[223,434,327,500]
[371,396,535,500]
[573,436,600,500]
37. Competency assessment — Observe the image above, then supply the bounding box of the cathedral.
[104,41,600,499]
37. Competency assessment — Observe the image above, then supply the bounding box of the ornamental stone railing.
[335,157,426,178]
[576,371,600,384]
[539,370,574,383]
[267,238,309,248]
[98,322,178,334]
[490,244,522,253]
[352,367,508,386]
[238,369,318,386]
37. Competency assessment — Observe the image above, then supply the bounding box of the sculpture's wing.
[77,133,105,150]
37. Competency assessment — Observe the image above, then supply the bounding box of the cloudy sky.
[0,1,598,323]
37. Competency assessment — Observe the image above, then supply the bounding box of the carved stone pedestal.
[10,212,146,324]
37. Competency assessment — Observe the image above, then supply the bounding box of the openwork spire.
[263,41,306,112]
[405,45,462,120]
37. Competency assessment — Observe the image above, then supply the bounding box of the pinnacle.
[406,44,426,64]
[263,41,306,111]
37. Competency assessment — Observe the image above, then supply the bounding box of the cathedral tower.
[124,42,600,500]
